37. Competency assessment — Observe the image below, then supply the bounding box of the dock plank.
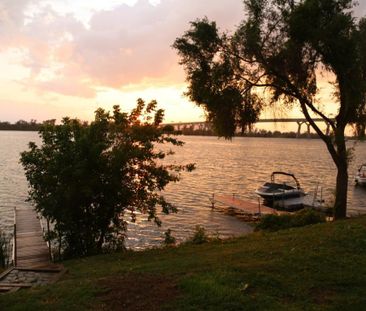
[15,208,51,268]
[0,211,66,292]
[214,195,285,215]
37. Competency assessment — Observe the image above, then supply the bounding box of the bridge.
[165,118,334,137]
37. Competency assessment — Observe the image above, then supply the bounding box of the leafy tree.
[20,99,194,258]
[174,0,366,219]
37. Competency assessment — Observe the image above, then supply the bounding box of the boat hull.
[355,164,366,186]
[255,182,305,204]
[255,190,305,202]
[255,174,306,211]
[355,176,366,186]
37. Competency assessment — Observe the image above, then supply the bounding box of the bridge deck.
[15,208,50,268]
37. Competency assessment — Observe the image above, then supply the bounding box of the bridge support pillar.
[296,121,304,138]
[306,122,311,138]
[325,123,330,136]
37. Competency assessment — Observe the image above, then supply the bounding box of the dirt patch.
[96,273,180,311]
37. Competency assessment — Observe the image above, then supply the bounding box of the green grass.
[1,217,366,310]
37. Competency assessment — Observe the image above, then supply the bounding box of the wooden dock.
[213,195,286,216]
[14,207,50,268]
[0,208,66,293]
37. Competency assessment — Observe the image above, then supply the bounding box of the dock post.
[312,183,318,207]
[13,207,17,267]
[320,187,323,209]
[210,193,215,209]
[47,218,53,262]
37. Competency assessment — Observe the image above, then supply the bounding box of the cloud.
[33,77,96,98]
[355,1,366,17]
[69,0,244,88]
[1,0,365,100]
[0,0,245,98]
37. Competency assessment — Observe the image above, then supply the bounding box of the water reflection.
[0,132,366,249]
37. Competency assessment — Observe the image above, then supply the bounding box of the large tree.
[21,99,194,258]
[174,0,366,219]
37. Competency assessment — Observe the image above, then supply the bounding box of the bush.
[256,209,326,232]
[0,231,11,268]
[20,100,194,258]
[189,225,210,244]
[291,209,327,226]
[163,229,176,246]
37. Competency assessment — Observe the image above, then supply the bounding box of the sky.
[0,0,365,127]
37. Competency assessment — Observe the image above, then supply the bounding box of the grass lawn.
[1,216,366,310]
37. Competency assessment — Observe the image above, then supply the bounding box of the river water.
[1,132,366,249]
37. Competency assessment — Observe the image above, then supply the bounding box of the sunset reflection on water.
[1,132,366,249]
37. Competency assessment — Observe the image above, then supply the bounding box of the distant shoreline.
[0,129,38,132]
[177,133,359,140]
[0,121,40,132]
[0,128,361,141]
[0,129,360,140]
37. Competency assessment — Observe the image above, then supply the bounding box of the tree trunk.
[333,126,348,220]
[334,159,348,219]
[300,106,349,219]
[97,231,105,250]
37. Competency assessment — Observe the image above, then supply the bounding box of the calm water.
[1,132,366,249]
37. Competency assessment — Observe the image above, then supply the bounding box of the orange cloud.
[0,0,245,98]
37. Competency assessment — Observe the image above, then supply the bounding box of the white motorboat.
[255,172,306,209]
[355,164,366,186]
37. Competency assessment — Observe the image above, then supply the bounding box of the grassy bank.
[1,217,366,310]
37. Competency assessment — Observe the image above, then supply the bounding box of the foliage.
[2,216,366,310]
[173,18,263,138]
[0,230,11,268]
[188,225,210,244]
[163,229,176,246]
[174,126,339,139]
[256,209,326,232]
[0,119,41,131]
[161,124,175,133]
[20,99,194,258]
[174,0,366,219]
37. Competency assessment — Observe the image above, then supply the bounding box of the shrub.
[189,225,210,244]
[20,100,194,258]
[163,229,176,246]
[291,209,326,227]
[0,231,11,268]
[256,209,326,232]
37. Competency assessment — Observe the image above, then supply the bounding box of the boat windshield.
[263,182,295,190]
[270,172,300,189]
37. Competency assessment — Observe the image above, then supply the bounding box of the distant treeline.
[241,130,320,139]
[175,127,322,139]
[0,121,359,139]
[0,120,41,131]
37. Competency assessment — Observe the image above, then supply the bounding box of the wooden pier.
[14,207,50,268]
[0,207,66,293]
[212,194,286,217]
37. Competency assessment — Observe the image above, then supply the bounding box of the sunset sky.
[1,0,365,129]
